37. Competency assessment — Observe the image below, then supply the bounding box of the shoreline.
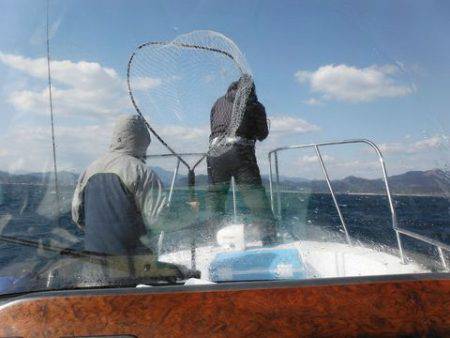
[0,183,447,198]
[261,189,448,198]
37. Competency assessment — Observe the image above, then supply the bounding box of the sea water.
[0,184,448,271]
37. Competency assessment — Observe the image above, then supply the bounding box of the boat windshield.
[0,1,448,296]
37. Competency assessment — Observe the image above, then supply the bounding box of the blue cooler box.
[209,248,306,282]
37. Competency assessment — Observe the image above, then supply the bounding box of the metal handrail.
[146,151,241,269]
[145,151,239,219]
[146,152,207,207]
[267,138,448,270]
[394,227,449,270]
[147,143,448,271]
[146,152,206,159]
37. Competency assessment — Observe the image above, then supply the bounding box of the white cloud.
[157,124,209,142]
[380,134,448,155]
[303,98,322,106]
[269,116,320,134]
[8,86,129,118]
[0,123,204,176]
[132,77,162,91]
[154,125,210,158]
[0,53,277,174]
[0,52,132,118]
[289,153,384,179]
[0,123,113,173]
[414,135,447,151]
[0,52,217,172]
[0,121,214,173]
[0,53,118,89]
[295,64,414,103]
[378,142,406,154]
[295,155,373,169]
[297,154,334,166]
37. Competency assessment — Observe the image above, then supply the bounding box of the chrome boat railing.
[146,152,206,207]
[146,141,448,271]
[268,139,448,270]
[146,152,239,269]
[146,152,239,215]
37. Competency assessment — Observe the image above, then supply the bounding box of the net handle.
[127,40,245,170]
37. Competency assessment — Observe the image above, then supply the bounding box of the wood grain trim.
[0,278,449,337]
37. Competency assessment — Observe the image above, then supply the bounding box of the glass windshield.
[0,0,448,296]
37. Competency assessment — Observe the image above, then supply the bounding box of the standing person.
[207,76,277,245]
[72,115,166,257]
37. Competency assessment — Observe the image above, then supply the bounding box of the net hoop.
[127,30,253,168]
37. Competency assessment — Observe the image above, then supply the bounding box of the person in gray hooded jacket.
[72,115,166,256]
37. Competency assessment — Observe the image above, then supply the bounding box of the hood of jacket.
[109,115,150,159]
[225,80,239,102]
[225,75,257,103]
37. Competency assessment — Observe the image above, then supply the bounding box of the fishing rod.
[0,234,103,260]
[0,234,201,286]
[46,0,61,222]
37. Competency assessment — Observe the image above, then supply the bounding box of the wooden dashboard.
[0,274,448,337]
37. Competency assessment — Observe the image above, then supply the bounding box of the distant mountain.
[0,170,78,186]
[171,169,449,195]
[152,166,176,186]
[261,175,310,183]
[276,169,450,196]
[1,169,448,196]
[148,167,210,187]
[389,169,450,195]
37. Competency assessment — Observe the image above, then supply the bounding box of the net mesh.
[127,30,253,159]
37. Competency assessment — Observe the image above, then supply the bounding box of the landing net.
[127,30,253,166]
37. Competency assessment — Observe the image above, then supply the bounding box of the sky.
[0,0,449,179]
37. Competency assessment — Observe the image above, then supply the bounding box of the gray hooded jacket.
[71,115,166,255]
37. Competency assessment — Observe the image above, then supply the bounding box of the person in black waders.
[207,76,277,245]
